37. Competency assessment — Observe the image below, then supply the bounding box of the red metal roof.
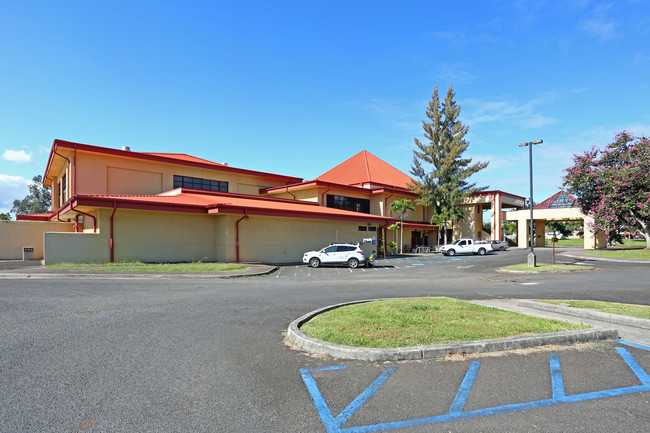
[315,150,413,189]
[139,152,227,167]
[70,189,394,223]
[16,212,56,221]
[43,140,303,186]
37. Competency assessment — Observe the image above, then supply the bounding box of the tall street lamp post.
[518,139,543,267]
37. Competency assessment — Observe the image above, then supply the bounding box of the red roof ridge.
[315,150,413,189]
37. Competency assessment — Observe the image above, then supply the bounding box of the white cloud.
[579,3,621,41]
[2,149,32,164]
[462,95,558,130]
[0,174,30,214]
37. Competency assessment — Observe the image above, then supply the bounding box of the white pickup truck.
[439,238,492,256]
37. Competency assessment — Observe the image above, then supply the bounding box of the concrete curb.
[287,298,619,362]
[517,299,650,330]
[561,250,650,264]
[498,265,595,274]
[0,265,279,280]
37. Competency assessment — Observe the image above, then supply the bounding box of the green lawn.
[46,261,248,272]
[538,300,650,320]
[545,238,584,247]
[300,297,589,348]
[582,248,650,260]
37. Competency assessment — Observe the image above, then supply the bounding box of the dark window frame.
[173,175,228,192]
[326,194,370,214]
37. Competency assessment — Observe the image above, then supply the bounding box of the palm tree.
[389,199,415,254]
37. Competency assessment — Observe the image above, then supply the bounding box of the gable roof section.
[138,152,227,166]
[315,150,413,189]
[43,140,302,187]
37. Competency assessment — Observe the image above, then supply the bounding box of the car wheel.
[309,257,320,268]
[477,248,486,256]
[347,258,359,269]
[447,249,456,256]
[500,246,505,251]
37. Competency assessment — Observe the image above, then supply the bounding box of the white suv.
[303,243,366,269]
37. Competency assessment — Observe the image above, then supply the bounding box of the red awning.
[401,222,438,230]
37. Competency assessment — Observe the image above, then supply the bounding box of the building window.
[358,226,367,231]
[326,194,370,214]
[368,226,377,232]
[173,175,228,192]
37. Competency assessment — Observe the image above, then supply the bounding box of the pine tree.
[410,84,488,244]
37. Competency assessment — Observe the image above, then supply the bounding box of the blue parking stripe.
[618,340,650,351]
[301,347,650,432]
[336,367,397,425]
[617,347,650,385]
[549,354,565,399]
[449,361,480,415]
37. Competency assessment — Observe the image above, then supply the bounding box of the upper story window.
[173,175,228,192]
[326,194,370,214]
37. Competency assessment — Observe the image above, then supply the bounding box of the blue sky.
[2,1,649,215]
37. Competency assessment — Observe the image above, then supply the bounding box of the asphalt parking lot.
[1,248,649,432]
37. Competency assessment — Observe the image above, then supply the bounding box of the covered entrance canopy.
[504,191,607,249]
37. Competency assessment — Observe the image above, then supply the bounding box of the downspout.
[70,204,97,233]
[110,201,117,263]
[235,211,249,263]
[383,192,394,217]
[321,186,330,206]
[46,176,55,211]
[284,186,296,200]
[73,143,77,196]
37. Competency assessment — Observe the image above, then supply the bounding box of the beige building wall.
[53,149,294,208]
[0,221,74,260]
[235,215,376,263]
[112,209,218,262]
[41,204,379,264]
[43,232,109,264]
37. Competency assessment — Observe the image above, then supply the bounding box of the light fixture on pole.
[518,139,543,267]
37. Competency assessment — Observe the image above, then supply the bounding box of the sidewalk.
[0,260,278,279]
[470,298,650,347]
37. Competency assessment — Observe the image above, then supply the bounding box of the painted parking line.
[300,346,650,432]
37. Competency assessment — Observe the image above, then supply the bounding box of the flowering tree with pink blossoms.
[563,131,650,249]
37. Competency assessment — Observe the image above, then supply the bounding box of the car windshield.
[453,240,463,245]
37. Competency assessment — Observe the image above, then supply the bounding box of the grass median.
[502,263,592,272]
[46,261,248,272]
[538,300,650,320]
[300,297,589,349]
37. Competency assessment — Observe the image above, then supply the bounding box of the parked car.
[439,238,492,256]
[483,239,509,251]
[303,243,366,268]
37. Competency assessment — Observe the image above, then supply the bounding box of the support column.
[517,216,528,248]
[583,216,607,249]
[535,220,546,247]
[492,193,502,241]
